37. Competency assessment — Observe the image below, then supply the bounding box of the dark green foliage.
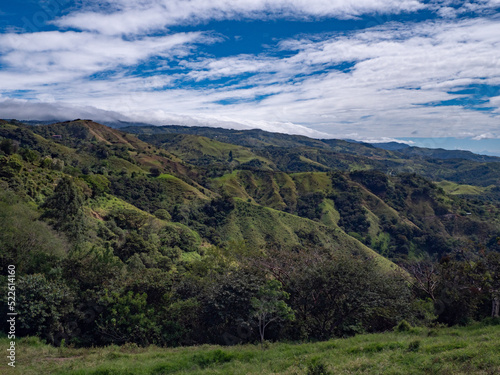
[296,192,324,220]
[116,230,157,260]
[350,170,389,194]
[42,176,86,240]
[51,158,65,171]
[83,174,110,197]
[20,147,40,163]
[154,208,171,220]
[62,245,124,291]
[436,250,490,325]
[262,249,411,340]
[188,197,235,244]
[329,171,349,190]
[158,223,200,253]
[110,175,187,213]
[200,269,262,344]
[161,298,201,346]
[251,280,295,344]
[41,156,53,168]
[0,154,23,177]
[150,167,162,177]
[16,274,77,344]
[108,207,150,230]
[0,138,18,155]
[331,190,370,235]
[395,319,412,332]
[97,289,160,346]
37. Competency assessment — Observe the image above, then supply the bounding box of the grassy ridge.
[217,198,396,271]
[436,181,487,195]
[3,322,499,374]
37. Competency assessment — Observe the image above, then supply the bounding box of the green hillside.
[1,119,500,354]
[124,124,500,186]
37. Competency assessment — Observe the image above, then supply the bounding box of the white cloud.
[1,2,500,139]
[55,0,425,35]
[0,99,131,122]
[356,137,415,144]
[429,0,500,17]
[472,132,496,140]
[149,17,500,138]
[0,98,332,137]
[0,30,207,85]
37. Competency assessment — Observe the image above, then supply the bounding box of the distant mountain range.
[16,118,500,158]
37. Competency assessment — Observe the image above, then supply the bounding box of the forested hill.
[1,118,500,348]
[124,124,500,187]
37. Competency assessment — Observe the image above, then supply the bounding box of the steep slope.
[31,119,149,149]
[210,169,499,259]
[0,120,387,265]
[2,119,499,264]
[0,120,210,203]
[221,198,396,270]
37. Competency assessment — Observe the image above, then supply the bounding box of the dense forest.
[1,119,500,348]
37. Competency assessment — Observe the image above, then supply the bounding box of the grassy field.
[436,180,486,195]
[2,321,499,374]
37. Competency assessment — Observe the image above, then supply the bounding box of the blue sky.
[0,1,500,153]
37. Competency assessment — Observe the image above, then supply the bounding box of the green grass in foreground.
[1,321,499,374]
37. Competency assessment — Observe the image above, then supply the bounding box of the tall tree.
[42,176,86,241]
[251,279,294,346]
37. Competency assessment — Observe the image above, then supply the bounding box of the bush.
[286,252,412,340]
[408,340,421,352]
[307,357,332,375]
[395,320,412,332]
[82,174,110,197]
[154,209,171,221]
[21,148,40,163]
[41,156,53,168]
[0,155,23,177]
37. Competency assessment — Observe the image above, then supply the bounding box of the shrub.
[395,320,412,332]
[83,174,111,197]
[154,209,171,221]
[307,357,332,375]
[408,340,421,352]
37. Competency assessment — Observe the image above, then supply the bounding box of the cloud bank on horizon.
[0,0,499,140]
